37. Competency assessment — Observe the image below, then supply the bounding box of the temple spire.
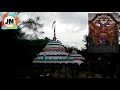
[52,21,57,41]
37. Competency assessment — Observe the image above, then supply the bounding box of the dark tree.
[0,12,45,78]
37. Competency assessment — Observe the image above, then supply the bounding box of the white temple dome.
[71,49,78,54]
[69,50,85,60]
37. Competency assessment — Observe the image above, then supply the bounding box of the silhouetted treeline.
[0,24,50,78]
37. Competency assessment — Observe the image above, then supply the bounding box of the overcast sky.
[0,12,119,50]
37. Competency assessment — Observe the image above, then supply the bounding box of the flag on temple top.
[52,21,56,29]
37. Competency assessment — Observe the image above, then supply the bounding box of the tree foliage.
[0,12,45,78]
[0,12,44,39]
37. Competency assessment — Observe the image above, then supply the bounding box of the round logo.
[4,16,15,28]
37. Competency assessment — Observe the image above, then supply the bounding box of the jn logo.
[2,13,18,30]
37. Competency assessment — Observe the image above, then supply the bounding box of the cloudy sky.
[0,12,119,50]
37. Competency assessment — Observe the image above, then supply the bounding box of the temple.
[33,21,85,65]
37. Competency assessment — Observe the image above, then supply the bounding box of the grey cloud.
[19,12,88,33]
[56,12,88,30]
[18,12,89,49]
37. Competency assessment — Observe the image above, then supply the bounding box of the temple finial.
[52,21,57,41]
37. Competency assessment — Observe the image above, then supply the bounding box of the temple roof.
[47,40,62,44]
[33,21,85,64]
[45,45,64,48]
[71,50,78,54]
[33,60,83,65]
[38,52,68,55]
